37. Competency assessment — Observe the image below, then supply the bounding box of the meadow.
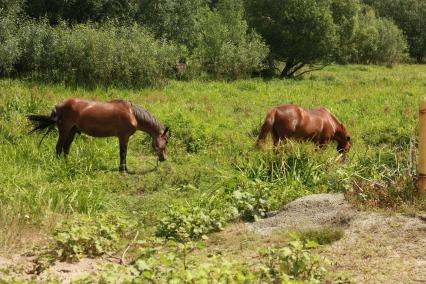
[1,65,426,282]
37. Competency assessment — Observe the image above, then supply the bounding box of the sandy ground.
[247,193,426,284]
[1,193,425,283]
[0,254,113,283]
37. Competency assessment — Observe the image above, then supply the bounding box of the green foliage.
[156,205,228,242]
[138,0,268,79]
[348,146,418,209]
[350,7,408,64]
[363,0,426,62]
[0,13,21,75]
[51,213,136,262]
[192,0,268,79]
[225,179,273,221]
[1,65,425,265]
[0,19,182,86]
[78,239,326,283]
[24,0,139,24]
[166,113,215,153]
[246,0,340,78]
[137,0,207,49]
[260,240,326,283]
[295,228,344,245]
[330,0,361,63]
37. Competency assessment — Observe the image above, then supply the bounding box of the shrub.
[350,7,408,64]
[78,239,327,283]
[0,19,183,86]
[260,240,327,282]
[363,0,426,62]
[224,178,273,221]
[137,0,207,49]
[0,13,21,75]
[25,0,139,25]
[165,113,216,153]
[156,205,228,242]
[51,213,136,262]
[191,0,269,79]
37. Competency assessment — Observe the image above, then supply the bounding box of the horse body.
[58,99,137,138]
[257,104,351,154]
[28,98,169,172]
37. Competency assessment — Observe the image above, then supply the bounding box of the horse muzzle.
[159,154,167,162]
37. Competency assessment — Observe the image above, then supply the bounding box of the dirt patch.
[37,258,109,283]
[0,254,113,283]
[247,193,426,283]
[248,193,356,235]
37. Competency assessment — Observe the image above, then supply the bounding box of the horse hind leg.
[257,110,276,147]
[56,123,73,157]
[63,127,78,157]
[272,127,282,147]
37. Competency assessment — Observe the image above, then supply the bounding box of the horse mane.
[131,103,164,135]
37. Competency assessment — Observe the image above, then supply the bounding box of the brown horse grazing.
[257,104,351,155]
[27,98,170,173]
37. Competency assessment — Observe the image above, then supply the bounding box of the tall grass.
[0,65,425,249]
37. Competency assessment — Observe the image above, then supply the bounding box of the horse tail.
[257,109,276,147]
[27,108,58,146]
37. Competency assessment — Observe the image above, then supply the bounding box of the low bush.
[295,227,344,245]
[77,238,328,283]
[38,213,136,266]
[349,7,408,64]
[191,0,268,79]
[155,205,228,242]
[260,239,327,282]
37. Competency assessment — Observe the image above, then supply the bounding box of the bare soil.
[2,193,425,283]
[247,193,426,284]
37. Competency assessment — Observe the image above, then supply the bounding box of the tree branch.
[288,63,305,77]
[293,63,331,78]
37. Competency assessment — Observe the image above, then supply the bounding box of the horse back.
[273,104,336,140]
[56,98,137,137]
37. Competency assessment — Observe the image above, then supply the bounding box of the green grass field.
[1,65,426,281]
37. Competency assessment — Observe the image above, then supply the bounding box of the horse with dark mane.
[27,98,169,173]
[257,104,351,155]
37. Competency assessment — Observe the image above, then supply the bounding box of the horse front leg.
[119,136,129,173]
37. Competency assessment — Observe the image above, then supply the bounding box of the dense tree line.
[0,0,423,85]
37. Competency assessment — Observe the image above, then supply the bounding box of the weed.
[295,228,344,245]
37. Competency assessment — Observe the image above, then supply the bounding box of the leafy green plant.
[223,178,273,221]
[155,205,228,242]
[260,239,327,282]
[295,227,344,245]
[51,213,136,262]
[78,238,328,283]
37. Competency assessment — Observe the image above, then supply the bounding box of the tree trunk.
[280,59,296,79]
[280,60,305,79]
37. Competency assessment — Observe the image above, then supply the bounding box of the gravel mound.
[248,193,357,235]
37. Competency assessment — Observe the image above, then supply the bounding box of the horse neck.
[333,124,347,143]
[138,122,163,138]
[132,105,164,138]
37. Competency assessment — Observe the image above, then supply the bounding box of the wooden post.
[418,98,426,195]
